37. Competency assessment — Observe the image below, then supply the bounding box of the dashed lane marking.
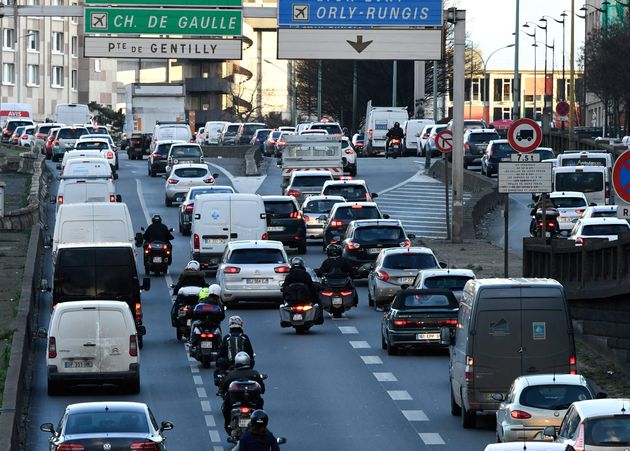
[205,415,216,427]
[338,326,359,334]
[419,433,446,445]
[201,400,212,412]
[349,340,371,349]
[197,387,208,398]
[360,355,383,364]
[190,365,200,374]
[209,430,221,443]
[373,372,397,382]
[387,390,413,401]
[402,410,429,421]
[193,375,203,385]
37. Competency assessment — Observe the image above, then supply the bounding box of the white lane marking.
[205,415,216,427]
[201,400,212,412]
[360,355,383,365]
[419,433,445,445]
[373,372,397,382]
[377,171,435,195]
[209,430,221,443]
[387,390,412,401]
[190,365,200,374]
[213,447,225,451]
[403,410,429,421]
[188,354,196,362]
[197,387,208,398]
[338,326,359,334]
[349,340,371,349]
[193,375,203,385]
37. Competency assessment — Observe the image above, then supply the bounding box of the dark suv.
[128,132,152,160]
[341,219,414,275]
[148,140,181,176]
[460,129,500,169]
[323,202,387,249]
[262,196,307,254]
[481,139,519,177]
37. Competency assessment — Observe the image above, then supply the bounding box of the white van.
[44,300,142,395]
[52,203,135,258]
[61,158,114,180]
[558,150,613,171]
[151,122,192,152]
[191,193,267,269]
[55,179,119,211]
[364,101,409,156]
[55,103,91,125]
[403,119,434,155]
[553,165,609,206]
[204,121,228,145]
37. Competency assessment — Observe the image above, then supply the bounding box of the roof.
[156,139,187,145]
[323,179,368,187]
[302,195,346,203]
[572,398,630,418]
[262,195,296,202]
[75,138,109,143]
[380,246,436,256]
[553,165,607,172]
[418,268,476,278]
[578,217,629,226]
[66,402,148,414]
[466,128,499,134]
[469,278,563,288]
[57,242,134,250]
[549,191,588,199]
[226,240,285,250]
[188,185,234,193]
[332,201,378,209]
[54,300,130,312]
[517,373,588,388]
[170,142,201,148]
[484,443,566,451]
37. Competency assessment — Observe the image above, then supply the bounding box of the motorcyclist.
[237,410,281,451]
[215,316,255,383]
[189,284,226,348]
[143,214,174,245]
[317,244,357,306]
[170,261,208,326]
[219,352,266,434]
[530,195,556,217]
[198,283,225,310]
[282,257,318,304]
[385,122,404,158]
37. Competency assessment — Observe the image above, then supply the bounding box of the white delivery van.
[363,101,409,156]
[44,300,142,395]
[55,178,119,211]
[558,150,613,171]
[151,121,192,152]
[191,193,267,269]
[55,103,91,125]
[0,103,32,128]
[553,165,609,206]
[403,119,434,155]
[204,121,228,145]
[61,158,114,180]
[52,203,135,258]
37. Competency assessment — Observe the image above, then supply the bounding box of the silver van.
[443,278,576,429]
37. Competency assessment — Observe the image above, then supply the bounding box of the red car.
[45,128,61,159]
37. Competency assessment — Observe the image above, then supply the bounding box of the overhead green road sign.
[85,8,242,36]
[87,0,241,6]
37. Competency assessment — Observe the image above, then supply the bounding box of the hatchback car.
[166,143,204,169]
[417,124,435,156]
[251,128,272,152]
[414,268,476,303]
[548,191,590,232]
[301,195,346,240]
[496,374,601,443]
[2,119,33,143]
[462,129,500,169]
[219,122,241,145]
[275,131,295,156]
[235,122,266,145]
[323,201,387,248]
[148,140,186,176]
[164,163,218,207]
[19,125,36,147]
[341,137,358,176]
[321,179,376,202]
[178,185,235,235]
[52,126,90,162]
[481,139,519,177]
[424,124,448,157]
[74,138,117,174]
[262,196,307,254]
[45,127,63,159]
[368,247,440,309]
[10,126,25,145]
[285,170,334,205]
[581,205,618,220]
[381,289,459,355]
[568,218,630,245]
[265,130,282,156]
[33,122,64,155]
[216,240,290,305]
[308,121,343,135]
[41,401,173,450]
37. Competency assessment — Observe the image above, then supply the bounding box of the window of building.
[52,65,64,87]
[3,29,15,50]
[27,30,39,51]
[3,63,15,85]
[71,69,77,90]
[493,107,512,121]
[94,59,101,72]
[472,79,482,102]
[71,36,78,57]
[52,32,64,53]
[27,64,39,86]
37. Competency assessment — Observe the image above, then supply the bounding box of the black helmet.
[250,410,269,428]
[394,122,400,127]
[326,243,342,258]
[151,214,162,225]
[290,257,305,269]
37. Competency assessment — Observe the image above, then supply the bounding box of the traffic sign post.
[435,130,453,153]
[434,129,453,240]
[507,118,542,153]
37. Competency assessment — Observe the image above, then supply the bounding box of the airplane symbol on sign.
[90,12,108,29]
[293,4,309,20]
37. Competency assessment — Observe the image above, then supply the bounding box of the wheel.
[297,243,307,255]
[368,290,374,307]
[332,310,343,319]
[176,328,182,341]
[137,335,143,350]
[149,168,156,177]
[126,375,140,394]
[295,325,309,334]
[461,405,477,428]
[202,355,211,368]
[165,196,172,207]
[154,270,161,276]
[47,377,61,396]
[450,385,461,416]
[386,339,398,356]
[183,227,191,237]
[179,223,183,234]
[381,334,387,350]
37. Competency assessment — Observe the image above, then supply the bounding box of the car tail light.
[224,266,241,274]
[465,356,474,382]
[106,151,113,159]
[109,194,116,202]
[274,265,290,273]
[350,205,363,209]
[546,221,555,228]
[394,320,408,327]
[193,233,200,250]
[21,134,27,139]
[345,149,353,154]
[151,152,160,158]
[376,269,389,282]
[129,335,138,357]
[441,319,457,325]
[289,211,302,219]
[346,241,360,250]
[570,355,577,374]
[290,305,313,312]
[606,185,610,199]
[203,178,215,184]
[135,302,142,321]
[167,178,179,184]
[186,204,194,212]
[330,220,344,227]
[340,290,353,296]
[287,189,301,198]
[574,423,585,451]
[304,215,311,223]
[575,209,584,214]
[464,142,469,151]
[321,291,333,296]
[400,240,411,248]
[261,233,268,240]
[48,337,57,358]
[57,195,63,204]
[422,134,429,139]
[510,410,532,419]
[57,445,86,451]
[340,176,353,180]
[576,237,584,245]
[130,442,159,451]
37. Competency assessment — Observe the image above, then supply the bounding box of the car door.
[57,308,100,374]
[231,198,266,241]
[197,198,231,254]
[98,306,134,373]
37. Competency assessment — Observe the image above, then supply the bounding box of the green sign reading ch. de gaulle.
[85,8,242,36]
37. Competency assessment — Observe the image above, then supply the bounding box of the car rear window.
[490,142,518,159]
[87,126,108,134]
[171,146,202,158]
[354,226,405,242]
[65,412,149,435]
[291,176,332,188]
[174,167,207,178]
[555,172,604,193]
[585,416,630,446]
[310,124,342,134]
[265,201,297,217]
[534,149,555,160]
[519,385,591,410]
[75,142,108,150]
[592,211,617,218]
[155,144,172,155]
[226,125,240,134]
[303,199,340,214]
[37,125,56,135]
[582,224,629,236]
[469,133,499,143]
[394,292,458,309]
[243,124,264,134]
[333,206,380,221]
[58,310,97,339]
[383,253,438,270]
[552,197,588,208]
[423,276,473,290]
[270,131,282,139]
[58,128,88,139]
[323,185,368,200]
[227,248,285,264]
[6,121,32,130]
[256,130,271,139]
[561,157,607,167]
[190,188,233,199]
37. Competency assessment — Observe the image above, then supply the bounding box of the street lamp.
[482,44,515,124]
[264,58,297,125]
[542,12,567,101]
[580,2,611,31]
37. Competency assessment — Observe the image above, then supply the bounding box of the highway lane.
[26,154,495,450]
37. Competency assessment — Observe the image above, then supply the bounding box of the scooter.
[386,138,401,159]
[221,377,267,442]
[189,304,224,368]
[529,208,560,238]
[136,228,174,276]
[279,283,323,334]
[318,275,357,318]
[171,286,201,341]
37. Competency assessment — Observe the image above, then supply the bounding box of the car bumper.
[192,251,223,269]
[165,188,191,202]
[305,225,324,239]
[150,160,168,172]
[222,286,283,301]
[558,219,578,231]
[501,425,550,442]
[267,229,306,246]
[464,155,483,166]
[373,283,403,305]
[48,364,139,383]
[386,328,446,347]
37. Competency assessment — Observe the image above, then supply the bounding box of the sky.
[453,0,586,72]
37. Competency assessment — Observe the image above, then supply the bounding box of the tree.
[88,101,124,129]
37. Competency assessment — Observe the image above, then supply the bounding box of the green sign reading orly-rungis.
[85,8,242,36]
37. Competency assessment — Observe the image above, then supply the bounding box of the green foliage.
[88,101,125,129]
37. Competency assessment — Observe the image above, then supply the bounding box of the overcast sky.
[452,0,586,72]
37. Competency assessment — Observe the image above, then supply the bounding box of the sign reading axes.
[346,35,372,53]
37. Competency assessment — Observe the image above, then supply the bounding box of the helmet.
[290,257,305,269]
[394,122,400,127]
[229,315,243,329]
[326,243,342,258]
[151,214,162,225]
[208,284,221,297]
[234,351,251,368]
[185,260,200,271]
[250,410,269,428]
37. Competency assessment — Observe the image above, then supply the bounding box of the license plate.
[186,319,192,326]
[368,248,381,254]
[238,419,250,428]
[201,341,213,349]
[178,310,187,317]
[332,297,342,306]
[399,277,415,284]
[152,256,162,263]
[64,360,94,368]
[246,278,270,284]
[417,333,440,340]
[267,226,285,232]
[205,238,224,244]
[293,314,303,321]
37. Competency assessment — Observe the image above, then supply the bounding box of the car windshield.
[561,157,607,167]
[291,176,332,188]
[310,124,342,134]
[491,143,518,159]
[75,142,108,150]
[58,128,88,139]
[190,188,232,199]
[171,146,201,158]
[423,276,473,290]
[582,224,629,236]
[469,133,499,143]
[173,167,207,178]
[303,200,340,214]
[323,185,368,200]
[555,172,604,193]
[383,253,438,270]
[265,201,297,217]
[394,292,458,309]
[519,385,592,410]
[586,416,630,446]
[38,125,57,135]
[155,144,172,155]
[227,248,285,265]
[333,206,380,221]
[552,197,587,208]
[354,226,404,242]
[65,411,149,435]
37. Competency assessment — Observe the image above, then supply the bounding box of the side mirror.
[212,173,219,178]
[134,233,143,247]
[116,194,122,202]
[415,133,420,137]
[165,166,171,173]
[543,425,557,439]
[142,278,151,291]
[400,284,409,290]
[40,423,55,434]
[136,325,146,336]
[440,326,454,346]
[382,214,390,219]
[439,261,448,269]
[159,421,173,432]
[50,195,56,204]
[55,164,61,170]
[371,192,378,199]
[491,393,504,402]
[277,437,287,444]
[596,391,608,399]
[36,328,47,339]
[44,236,53,248]
[408,234,416,240]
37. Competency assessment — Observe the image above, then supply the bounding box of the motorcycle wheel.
[332,309,343,319]
[176,328,182,341]
[201,355,211,368]
[295,325,310,334]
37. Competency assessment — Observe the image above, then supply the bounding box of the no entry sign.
[613,150,630,204]
[435,130,453,154]
[507,118,542,153]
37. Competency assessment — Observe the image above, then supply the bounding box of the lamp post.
[523,22,538,119]
[537,18,550,129]
[513,0,521,120]
[264,59,296,125]
[544,12,567,101]
[482,44,515,124]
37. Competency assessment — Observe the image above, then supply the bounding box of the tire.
[127,375,141,394]
[386,339,398,356]
[450,385,462,416]
[183,227,191,237]
[368,290,374,307]
[461,406,477,429]
[165,196,172,207]
[47,378,61,396]
[332,310,343,319]
[179,223,183,234]
[295,325,309,334]
[202,355,211,368]
[297,243,307,255]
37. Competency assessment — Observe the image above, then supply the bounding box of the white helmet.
[234,351,251,368]
[208,284,221,297]
[229,315,243,329]
[185,260,200,271]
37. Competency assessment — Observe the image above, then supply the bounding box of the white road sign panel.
[277,28,442,60]
[510,153,540,162]
[617,204,630,219]
[498,162,553,193]
[84,36,242,60]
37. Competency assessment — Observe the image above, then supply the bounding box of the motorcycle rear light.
[58,445,86,451]
[510,410,532,419]
[287,189,301,198]
[109,194,116,202]
[129,335,138,357]
[167,178,179,184]
[346,241,360,250]
[376,269,389,282]
[289,211,302,219]
[224,266,241,274]
[200,333,214,338]
[48,337,57,358]
[340,290,353,296]
[321,291,333,296]
[130,442,159,451]
[186,204,194,212]
[162,244,168,250]
[546,221,555,228]
[290,305,313,312]
[203,178,215,184]
[147,244,153,251]
[274,265,290,273]
[240,407,251,414]
[57,195,63,204]
[193,233,200,250]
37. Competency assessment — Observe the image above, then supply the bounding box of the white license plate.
[246,278,270,284]
[152,256,162,263]
[399,277,415,284]
[417,333,440,340]
[332,297,342,306]
[204,238,224,245]
[267,226,285,232]
[64,360,94,369]
[201,341,213,349]
[186,319,192,326]
[238,419,250,428]
[293,314,303,321]
[368,248,381,254]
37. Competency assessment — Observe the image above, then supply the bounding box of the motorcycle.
[386,138,401,159]
[189,304,224,368]
[279,283,323,334]
[172,286,201,341]
[136,228,173,276]
[318,275,357,318]
[222,377,267,442]
[529,208,560,238]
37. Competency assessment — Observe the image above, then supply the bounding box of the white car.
[484,443,566,451]
[548,191,589,232]
[19,125,36,147]
[217,240,289,305]
[341,137,358,176]
[164,163,218,206]
[73,138,117,172]
[301,195,346,240]
[321,179,375,202]
[413,268,476,303]
[580,205,618,219]
[416,124,435,156]
[568,217,630,245]
[285,170,334,205]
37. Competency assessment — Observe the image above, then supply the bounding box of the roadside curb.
[245,147,260,176]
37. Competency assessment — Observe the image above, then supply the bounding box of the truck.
[363,100,409,156]
[0,103,33,129]
[281,135,344,187]
[124,83,186,136]
[55,103,91,125]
